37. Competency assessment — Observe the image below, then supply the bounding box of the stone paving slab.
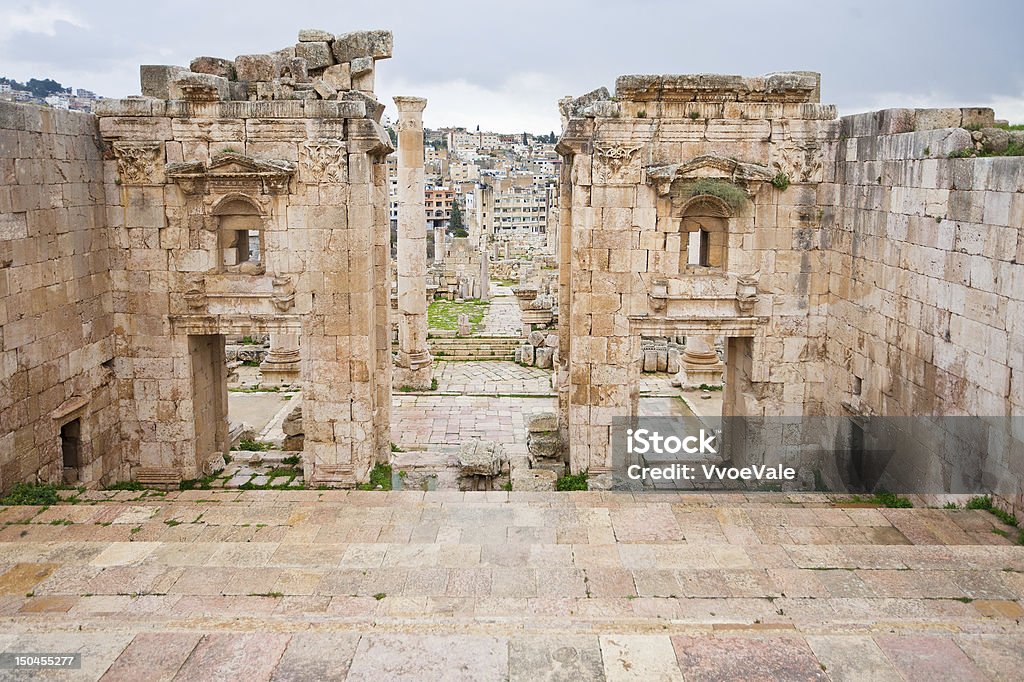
[0,492,1021,679]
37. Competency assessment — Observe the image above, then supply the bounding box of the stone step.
[5,491,1021,679]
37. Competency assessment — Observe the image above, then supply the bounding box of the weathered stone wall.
[0,103,121,490]
[556,74,839,479]
[95,96,394,487]
[823,108,1024,511]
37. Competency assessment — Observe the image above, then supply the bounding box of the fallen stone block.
[457,440,505,477]
[527,432,561,458]
[535,346,554,369]
[512,468,557,491]
[169,73,229,101]
[526,412,558,432]
[313,79,338,100]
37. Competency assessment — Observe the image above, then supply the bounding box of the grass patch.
[282,454,301,466]
[0,483,60,506]
[229,385,283,393]
[697,383,723,392]
[966,495,1019,527]
[373,592,387,600]
[840,490,913,508]
[235,439,273,452]
[771,172,790,191]
[556,472,589,491]
[688,178,747,209]
[357,463,393,491]
[179,472,221,491]
[105,481,144,491]
[427,298,490,332]
[267,467,301,478]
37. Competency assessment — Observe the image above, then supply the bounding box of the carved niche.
[593,142,643,183]
[113,142,164,185]
[301,141,347,183]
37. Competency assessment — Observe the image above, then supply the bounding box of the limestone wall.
[96,97,394,487]
[824,109,1024,510]
[0,103,121,490]
[556,74,839,478]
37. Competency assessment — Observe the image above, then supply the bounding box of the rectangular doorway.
[189,334,229,469]
[61,418,82,485]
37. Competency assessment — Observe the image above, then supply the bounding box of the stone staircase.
[428,335,522,361]
[1,490,1022,679]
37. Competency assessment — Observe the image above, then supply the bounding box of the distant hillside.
[0,76,70,98]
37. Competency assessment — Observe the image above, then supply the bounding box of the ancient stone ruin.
[1,33,1022,516]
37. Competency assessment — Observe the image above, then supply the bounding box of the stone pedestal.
[259,333,301,386]
[393,96,433,390]
[677,336,724,388]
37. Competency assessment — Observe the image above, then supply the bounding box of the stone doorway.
[60,418,82,485]
[188,334,229,472]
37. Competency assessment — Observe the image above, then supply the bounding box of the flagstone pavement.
[0,489,1022,680]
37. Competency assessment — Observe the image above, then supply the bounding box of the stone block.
[295,41,334,70]
[323,63,351,91]
[915,108,961,131]
[350,56,373,77]
[342,91,383,122]
[169,73,229,101]
[528,330,546,347]
[140,65,190,99]
[528,432,562,458]
[234,54,277,82]
[190,57,235,79]
[331,30,393,63]
[960,108,995,129]
[511,467,557,491]
[298,29,334,42]
[527,412,558,432]
[312,79,337,100]
[520,343,534,366]
[457,440,505,477]
[535,347,554,369]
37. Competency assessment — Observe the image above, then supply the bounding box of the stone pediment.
[166,152,296,195]
[646,155,774,196]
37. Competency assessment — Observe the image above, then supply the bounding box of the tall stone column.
[393,96,433,390]
[259,333,301,386]
[433,226,445,265]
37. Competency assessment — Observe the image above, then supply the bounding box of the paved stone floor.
[432,360,553,395]
[479,284,523,337]
[0,490,1021,680]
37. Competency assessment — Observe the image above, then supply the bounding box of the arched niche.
[212,195,265,272]
[676,194,733,272]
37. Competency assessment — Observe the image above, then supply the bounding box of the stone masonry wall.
[0,103,121,491]
[556,74,838,479]
[96,97,394,487]
[824,108,1024,512]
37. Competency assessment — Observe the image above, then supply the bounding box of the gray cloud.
[1,0,1021,130]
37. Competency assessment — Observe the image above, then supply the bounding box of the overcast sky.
[1,0,1022,132]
